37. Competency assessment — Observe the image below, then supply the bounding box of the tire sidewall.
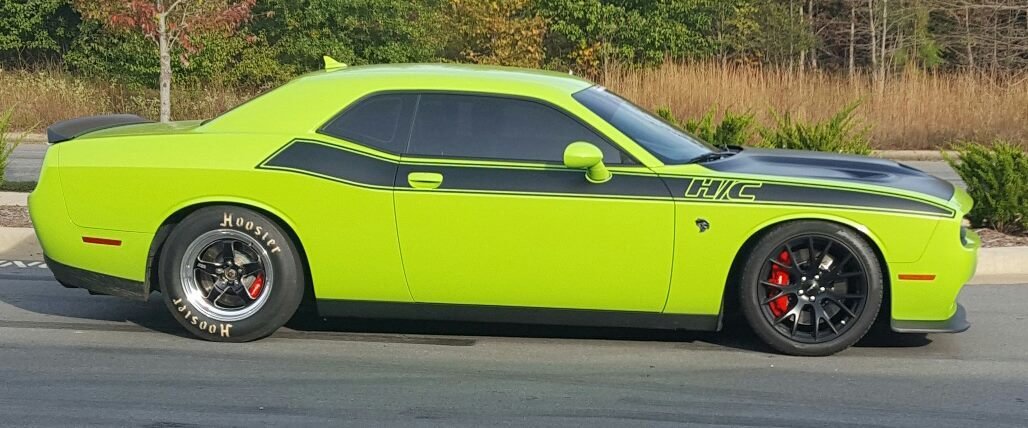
[740,221,883,356]
[159,206,304,342]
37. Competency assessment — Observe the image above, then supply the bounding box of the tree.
[446,0,546,67]
[74,0,255,122]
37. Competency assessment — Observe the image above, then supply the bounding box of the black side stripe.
[395,164,671,198]
[662,177,954,217]
[258,139,954,217]
[261,140,397,188]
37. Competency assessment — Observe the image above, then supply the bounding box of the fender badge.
[695,219,710,233]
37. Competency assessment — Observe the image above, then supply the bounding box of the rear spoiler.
[47,114,152,144]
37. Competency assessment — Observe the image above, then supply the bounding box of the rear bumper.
[891,303,969,333]
[45,255,150,301]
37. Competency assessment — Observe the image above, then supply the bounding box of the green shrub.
[657,106,756,149]
[0,107,28,190]
[945,141,1028,235]
[758,102,872,155]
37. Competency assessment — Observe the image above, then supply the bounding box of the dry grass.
[3,65,1026,149]
[0,68,251,131]
[600,62,1028,150]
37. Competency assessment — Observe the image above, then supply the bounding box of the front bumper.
[45,255,150,301]
[891,303,969,333]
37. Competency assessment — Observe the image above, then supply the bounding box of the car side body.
[30,63,977,342]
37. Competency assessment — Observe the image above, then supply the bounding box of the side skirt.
[317,300,721,331]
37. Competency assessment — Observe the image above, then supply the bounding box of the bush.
[945,141,1028,235]
[657,107,755,149]
[0,107,28,190]
[758,102,872,155]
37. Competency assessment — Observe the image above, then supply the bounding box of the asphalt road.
[0,266,1024,427]
[6,144,966,187]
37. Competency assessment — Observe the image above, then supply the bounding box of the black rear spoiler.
[47,114,152,144]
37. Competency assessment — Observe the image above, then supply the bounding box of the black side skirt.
[317,300,721,331]
[891,304,970,334]
[45,255,150,301]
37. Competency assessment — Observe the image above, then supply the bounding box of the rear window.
[320,94,417,153]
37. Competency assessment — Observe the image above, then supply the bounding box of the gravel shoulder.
[0,206,31,228]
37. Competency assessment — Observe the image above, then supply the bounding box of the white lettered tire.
[158,206,305,342]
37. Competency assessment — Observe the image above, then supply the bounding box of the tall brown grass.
[600,62,1028,150]
[0,68,251,132]
[2,64,1026,150]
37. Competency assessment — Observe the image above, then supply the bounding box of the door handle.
[407,172,443,189]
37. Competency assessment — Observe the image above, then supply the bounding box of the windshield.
[573,86,715,164]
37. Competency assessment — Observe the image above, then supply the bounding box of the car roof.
[296,63,594,93]
[202,63,597,134]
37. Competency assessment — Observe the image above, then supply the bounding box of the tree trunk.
[799,4,806,75]
[809,0,817,71]
[868,0,877,82]
[849,1,856,79]
[158,13,172,123]
[965,7,974,71]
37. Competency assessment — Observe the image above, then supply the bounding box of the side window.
[407,94,631,164]
[320,94,416,153]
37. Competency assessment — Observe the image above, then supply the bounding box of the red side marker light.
[898,274,936,281]
[82,236,122,246]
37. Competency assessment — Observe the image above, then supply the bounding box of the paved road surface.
[6,144,966,187]
[5,143,47,183]
[0,266,1024,427]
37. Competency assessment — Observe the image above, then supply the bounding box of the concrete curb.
[0,192,28,206]
[872,150,952,161]
[0,227,43,261]
[3,133,46,145]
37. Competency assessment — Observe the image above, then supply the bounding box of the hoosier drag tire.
[158,206,305,342]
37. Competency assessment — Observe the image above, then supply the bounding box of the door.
[393,93,676,312]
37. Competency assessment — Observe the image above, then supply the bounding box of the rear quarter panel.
[55,133,411,302]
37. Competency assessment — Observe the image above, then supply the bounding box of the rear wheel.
[739,221,883,356]
[158,206,305,342]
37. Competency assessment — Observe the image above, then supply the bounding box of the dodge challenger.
[30,60,977,355]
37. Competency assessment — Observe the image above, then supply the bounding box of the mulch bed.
[0,205,31,228]
[974,228,1028,248]
[1,204,1026,248]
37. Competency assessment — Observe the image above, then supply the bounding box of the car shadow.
[0,273,933,352]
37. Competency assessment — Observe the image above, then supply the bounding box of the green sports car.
[30,60,977,356]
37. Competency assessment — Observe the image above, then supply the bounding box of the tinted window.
[573,86,714,164]
[408,94,629,164]
[321,94,416,153]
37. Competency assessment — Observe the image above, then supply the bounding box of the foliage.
[534,0,713,72]
[657,106,755,148]
[946,142,1028,235]
[0,0,80,65]
[447,0,546,68]
[0,181,36,193]
[0,107,30,189]
[73,0,257,62]
[250,0,448,72]
[758,102,872,155]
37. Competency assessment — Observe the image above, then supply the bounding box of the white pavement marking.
[0,260,48,269]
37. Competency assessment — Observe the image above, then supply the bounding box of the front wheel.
[739,221,883,356]
[158,206,305,342]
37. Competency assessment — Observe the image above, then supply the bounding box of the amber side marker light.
[82,237,122,246]
[898,274,936,281]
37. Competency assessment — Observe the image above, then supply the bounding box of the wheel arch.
[145,198,315,305]
[721,214,892,322]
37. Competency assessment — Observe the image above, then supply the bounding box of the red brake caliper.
[768,251,791,317]
[247,273,265,300]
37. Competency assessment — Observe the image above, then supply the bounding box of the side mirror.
[563,142,612,184]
